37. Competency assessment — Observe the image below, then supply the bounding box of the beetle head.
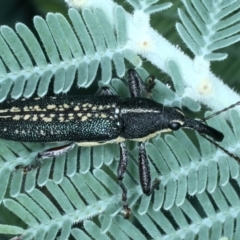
[164,108,223,142]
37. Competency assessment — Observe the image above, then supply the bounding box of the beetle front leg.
[96,86,115,96]
[117,142,131,218]
[138,142,160,195]
[127,69,156,98]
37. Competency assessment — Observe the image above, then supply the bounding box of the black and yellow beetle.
[0,69,229,216]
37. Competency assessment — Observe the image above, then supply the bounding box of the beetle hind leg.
[16,142,75,172]
[36,142,75,160]
[117,142,131,218]
[138,142,160,196]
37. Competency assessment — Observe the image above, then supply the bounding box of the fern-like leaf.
[0,7,141,101]
[1,63,240,239]
[176,0,240,61]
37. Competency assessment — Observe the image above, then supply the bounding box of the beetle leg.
[16,142,75,172]
[138,142,160,195]
[127,69,155,98]
[118,142,131,218]
[96,86,115,96]
[36,142,75,160]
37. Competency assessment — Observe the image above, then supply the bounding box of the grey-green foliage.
[176,0,240,61]
[0,1,240,240]
[0,7,141,101]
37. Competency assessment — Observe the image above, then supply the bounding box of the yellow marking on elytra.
[68,113,74,120]
[64,104,70,108]
[47,104,56,110]
[10,107,21,112]
[77,113,82,117]
[40,114,45,117]
[83,108,87,111]
[101,113,107,118]
[0,115,12,118]
[92,106,97,111]
[95,113,99,117]
[32,115,38,121]
[13,115,21,120]
[50,114,55,118]
[33,105,41,111]
[98,105,103,110]
[88,104,92,108]
[74,106,80,111]
[59,117,65,122]
[42,117,52,122]
[81,116,88,121]
[87,113,92,117]
[82,103,88,107]
[0,109,8,113]
[24,115,31,120]
[23,106,30,111]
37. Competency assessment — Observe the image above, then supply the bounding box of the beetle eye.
[169,122,181,130]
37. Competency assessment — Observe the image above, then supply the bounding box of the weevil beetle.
[0,69,229,216]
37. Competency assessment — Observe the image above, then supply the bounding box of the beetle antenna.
[202,101,240,121]
[200,134,240,163]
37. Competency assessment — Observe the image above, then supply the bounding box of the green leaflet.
[0,7,139,101]
[176,0,240,61]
